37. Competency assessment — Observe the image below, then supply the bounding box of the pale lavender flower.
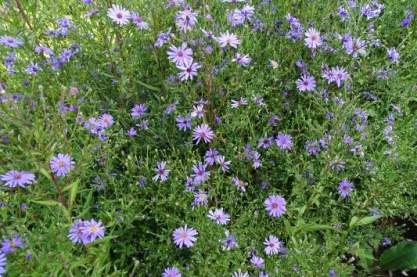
[190,104,205,118]
[1,235,24,254]
[167,43,193,67]
[207,208,230,225]
[175,8,198,33]
[275,133,293,150]
[177,60,201,81]
[68,219,86,244]
[192,124,214,144]
[192,162,210,185]
[205,148,220,166]
[233,53,251,66]
[250,255,265,269]
[176,115,192,130]
[130,12,149,30]
[1,170,35,188]
[241,5,255,20]
[232,271,249,277]
[154,28,172,48]
[387,48,399,63]
[25,63,41,75]
[0,251,6,276]
[361,1,384,20]
[231,97,248,108]
[265,195,286,218]
[192,190,208,207]
[153,161,170,183]
[172,225,198,248]
[80,219,105,244]
[99,113,114,128]
[50,153,74,177]
[305,140,321,156]
[216,31,240,48]
[131,103,147,118]
[163,267,181,277]
[0,36,23,48]
[216,155,231,172]
[127,128,137,137]
[304,28,322,49]
[296,74,316,92]
[107,4,130,25]
[338,179,353,198]
[264,235,283,255]
[227,9,245,27]
[222,231,238,250]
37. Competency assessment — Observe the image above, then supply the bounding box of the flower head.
[296,74,316,92]
[264,235,283,255]
[207,208,230,225]
[167,43,193,67]
[264,195,286,218]
[0,251,6,275]
[50,153,74,177]
[153,161,170,183]
[107,5,130,25]
[0,36,23,48]
[1,235,24,254]
[177,60,201,81]
[275,133,293,150]
[338,179,353,198]
[192,124,214,144]
[80,219,105,244]
[0,170,35,188]
[163,267,181,277]
[216,31,240,48]
[172,225,198,248]
[304,28,322,49]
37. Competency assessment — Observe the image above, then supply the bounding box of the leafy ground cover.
[0,0,416,276]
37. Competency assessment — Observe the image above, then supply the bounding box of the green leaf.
[31,200,71,222]
[349,215,382,229]
[69,180,79,208]
[380,241,417,271]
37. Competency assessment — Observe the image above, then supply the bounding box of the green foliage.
[380,241,417,271]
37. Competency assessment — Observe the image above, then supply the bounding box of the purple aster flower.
[190,104,205,118]
[258,136,273,149]
[304,28,322,49]
[216,31,240,48]
[0,170,35,188]
[231,97,248,108]
[338,6,350,21]
[343,34,366,58]
[164,101,178,115]
[0,251,6,276]
[80,219,105,244]
[205,149,220,166]
[250,255,265,269]
[216,155,231,172]
[227,9,245,27]
[338,179,354,198]
[387,48,400,63]
[305,140,321,156]
[192,124,214,144]
[107,4,130,25]
[323,66,350,88]
[172,225,198,248]
[154,28,172,48]
[177,60,201,81]
[131,103,147,118]
[233,53,251,66]
[296,74,316,92]
[153,161,170,183]
[50,153,75,177]
[25,63,41,75]
[265,195,286,218]
[232,271,249,277]
[0,36,23,48]
[176,115,192,130]
[167,43,193,67]
[127,128,137,137]
[191,162,210,185]
[275,133,293,150]
[328,268,336,277]
[192,190,208,207]
[207,208,230,225]
[401,10,414,27]
[99,113,114,128]
[1,234,24,254]
[222,231,238,250]
[130,12,149,30]
[68,219,86,244]
[175,8,198,33]
[163,267,181,277]
[268,114,281,126]
[361,1,384,20]
[241,4,255,20]
[264,235,283,255]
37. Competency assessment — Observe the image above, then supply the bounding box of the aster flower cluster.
[68,219,105,245]
[83,113,114,140]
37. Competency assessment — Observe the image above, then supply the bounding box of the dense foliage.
[0,0,416,276]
